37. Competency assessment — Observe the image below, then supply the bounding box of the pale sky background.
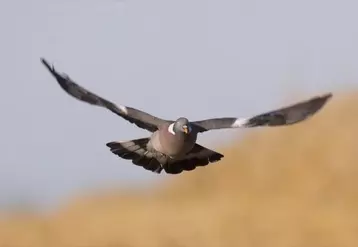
[1,0,358,212]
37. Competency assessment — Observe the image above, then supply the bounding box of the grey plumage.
[40,59,168,132]
[191,93,332,132]
[40,58,333,175]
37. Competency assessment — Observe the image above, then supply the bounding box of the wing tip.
[40,57,52,70]
[40,57,60,79]
[40,57,72,91]
[318,92,333,102]
[311,92,333,111]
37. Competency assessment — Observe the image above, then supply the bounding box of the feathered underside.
[106,139,223,174]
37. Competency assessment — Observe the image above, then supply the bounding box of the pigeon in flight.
[40,58,332,174]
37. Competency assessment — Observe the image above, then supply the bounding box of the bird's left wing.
[41,58,171,132]
[191,93,332,133]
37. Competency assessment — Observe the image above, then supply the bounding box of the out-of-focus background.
[2,0,358,246]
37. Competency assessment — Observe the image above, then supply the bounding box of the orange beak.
[183,125,189,134]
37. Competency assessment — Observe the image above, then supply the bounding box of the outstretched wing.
[41,58,170,132]
[191,93,332,133]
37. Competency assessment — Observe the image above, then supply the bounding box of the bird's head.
[173,117,192,135]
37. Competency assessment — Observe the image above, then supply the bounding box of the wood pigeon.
[40,58,332,175]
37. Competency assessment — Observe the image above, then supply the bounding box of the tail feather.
[164,144,224,174]
[106,139,224,175]
[106,138,163,173]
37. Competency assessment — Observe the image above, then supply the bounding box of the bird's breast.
[150,130,197,158]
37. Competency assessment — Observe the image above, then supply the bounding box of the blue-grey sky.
[2,0,358,211]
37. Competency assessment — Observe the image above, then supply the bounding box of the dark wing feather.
[192,93,332,133]
[41,58,170,132]
[106,138,163,174]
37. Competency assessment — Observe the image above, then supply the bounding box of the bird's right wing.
[191,93,332,133]
[41,58,171,132]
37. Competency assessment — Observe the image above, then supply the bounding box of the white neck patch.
[168,123,176,135]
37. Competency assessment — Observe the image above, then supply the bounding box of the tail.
[106,138,163,174]
[163,144,224,174]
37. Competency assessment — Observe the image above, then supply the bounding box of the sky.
[1,0,358,212]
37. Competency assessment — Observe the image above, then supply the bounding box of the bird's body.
[106,120,215,174]
[40,57,333,174]
[149,123,197,159]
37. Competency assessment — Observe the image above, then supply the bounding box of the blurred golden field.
[1,92,358,247]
